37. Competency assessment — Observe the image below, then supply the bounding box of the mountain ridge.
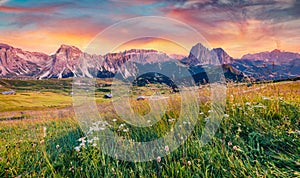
[0,42,299,82]
[241,49,300,63]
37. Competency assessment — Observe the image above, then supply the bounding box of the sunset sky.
[0,0,299,58]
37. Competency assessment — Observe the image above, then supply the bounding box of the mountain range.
[0,42,299,84]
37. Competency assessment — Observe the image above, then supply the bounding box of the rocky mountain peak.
[56,44,82,55]
[184,43,212,65]
[182,43,232,66]
[191,43,206,50]
[212,48,233,64]
[189,43,208,56]
[0,43,12,50]
[271,49,281,54]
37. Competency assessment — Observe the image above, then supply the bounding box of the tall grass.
[0,81,299,177]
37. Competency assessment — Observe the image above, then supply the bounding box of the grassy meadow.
[0,79,299,177]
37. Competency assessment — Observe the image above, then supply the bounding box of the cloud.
[0,2,69,13]
[0,0,299,57]
[0,0,9,6]
[167,0,299,22]
[158,0,300,57]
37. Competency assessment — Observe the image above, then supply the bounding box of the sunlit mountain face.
[1,41,299,82]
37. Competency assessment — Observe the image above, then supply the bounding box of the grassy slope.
[0,79,114,112]
[0,92,71,112]
[0,79,299,177]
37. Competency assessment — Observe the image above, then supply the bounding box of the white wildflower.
[233,145,238,150]
[74,146,80,152]
[168,118,176,122]
[157,156,161,163]
[233,145,241,151]
[165,145,169,152]
[254,104,266,109]
[43,127,47,138]
[119,123,126,129]
[262,96,270,100]
[78,137,86,142]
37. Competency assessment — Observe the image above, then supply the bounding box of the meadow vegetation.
[0,79,299,177]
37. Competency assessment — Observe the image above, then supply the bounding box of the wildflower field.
[0,79,299,177]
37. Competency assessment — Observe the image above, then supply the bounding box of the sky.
[0,0,299,58]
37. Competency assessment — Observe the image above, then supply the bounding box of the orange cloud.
[165,7,300,58]
[1,29,95,54]
[1,0,299,58]
[0,15,108,54]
